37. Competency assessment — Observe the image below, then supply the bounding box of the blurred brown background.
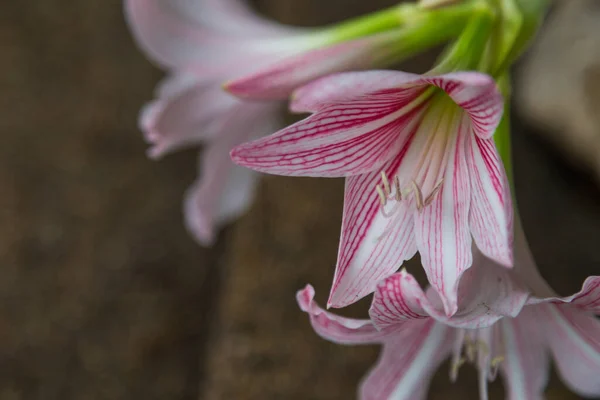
[1,0,599,399]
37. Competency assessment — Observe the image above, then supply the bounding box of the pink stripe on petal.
[538,276,600,312]
[421,72,504,140]
[226,35,413,100]
[231,91,427,177]
[500,310,550,400]
[291,70,425,113]
[296,285,390,345]
[327,153,418,308]
[467,134,513,267]
[422,249,529,329]
[370,271,429,330]
[543,305,600,398]
[414,111,473,316]
[360,322,451,400]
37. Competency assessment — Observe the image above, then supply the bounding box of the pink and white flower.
[298,224,600,399]
[125,0,396,244]
[232,70,510,313]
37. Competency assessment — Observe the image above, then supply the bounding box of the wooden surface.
[1,1,598,399]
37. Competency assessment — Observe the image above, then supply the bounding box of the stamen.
[381,171,391,196]
[424,178,444,206]
[376,184,387,206]
[411,180,424,211]
[394,175,402,201]
[450,357,466,379]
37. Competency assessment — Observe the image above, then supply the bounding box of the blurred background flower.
[1,0,599,398]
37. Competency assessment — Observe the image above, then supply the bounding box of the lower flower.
[297,222,600,399]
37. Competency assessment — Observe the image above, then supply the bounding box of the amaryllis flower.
[232,70,510,313]
[298,224,600,399]
[125,0,430,244]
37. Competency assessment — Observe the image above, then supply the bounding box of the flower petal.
[231,85,429,177]
[327,157,418,308]
[413,110,472,316]
[226,35,408,100]
[425,249,529,329]
[360,321,451,400]
[422,72,504,139]
[467,133,513,267]
[290,70,424,114]
[184,102,281,245]
[499,309,550,400]
[296,285,389,344]
[543,305,600,398]
[369,271,429,330]
[533,276,600,313]
[142,83,238,159]
[124,0,298,74]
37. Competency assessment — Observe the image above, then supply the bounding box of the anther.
[381,171,391,196]
[376,185,387,206]
[424,178,444,206]
[411,180,424,211]
[394,175,402,201]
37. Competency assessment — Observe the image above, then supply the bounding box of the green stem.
[328,0,486,43]
[430,1,496,73]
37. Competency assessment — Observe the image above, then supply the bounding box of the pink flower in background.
[232,70,510,313]
[125,0,414,245]
[298,224,600,399]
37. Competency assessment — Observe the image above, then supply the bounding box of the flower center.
[450,328,504,383]
[375,171,443,217]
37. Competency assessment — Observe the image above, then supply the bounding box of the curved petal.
[467,134,513,267]
[422,72,504,140]
[500,309,550,400]
[296,285,390,345]
[142,84,238,159]
[226,34,406,100]
[360,321,451,400]
[184,102,281,245]
[327,156,418,308]
[290,70,425,114]
[423,249,529,329]
[532,276,600,313]
[231,86,429,177]
[170,0,304,37]
[543,305,600,398]
[369,271,429,330]
[184,155,259,245]
[414,109,472,316]
[124,0,297,74]
[370,257,529,330]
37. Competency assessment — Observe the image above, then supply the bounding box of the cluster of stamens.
[375,171,444,217]
[450,335,505,381]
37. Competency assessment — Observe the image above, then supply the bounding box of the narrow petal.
[500,309,550,400]
[422,72,504,139]
[467,134,513,267]
[290,70,425,114]
[533,276,600,313]
[369,271,429,330]
[142,84,238,159]
[296,285,389,345]
[125,0,297,74]
[231,85,429,177]
[360,322,451,400]
[414,109,472,316]
[543,305,600,397]
[184,103,281,245]
[425,249,529,328]
[184,156,259,245]
[226,34,409,100]
[327,156,418,308]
